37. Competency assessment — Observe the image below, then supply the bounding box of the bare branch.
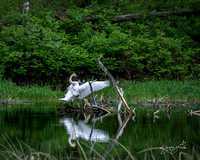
[98,55,132,113]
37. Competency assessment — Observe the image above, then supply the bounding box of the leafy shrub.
[0,5,200,85]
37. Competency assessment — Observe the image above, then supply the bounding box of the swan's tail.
[59,97,68,102]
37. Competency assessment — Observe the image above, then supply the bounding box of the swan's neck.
[69,74,78,86]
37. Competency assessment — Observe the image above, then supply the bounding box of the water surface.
[0,103,199,159]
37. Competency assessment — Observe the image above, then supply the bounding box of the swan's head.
[72,72,78,78]
[69,73,79,85]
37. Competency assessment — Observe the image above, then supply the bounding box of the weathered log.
[108,9,192,21]
[55,9,192,21]
[98,55,132,113]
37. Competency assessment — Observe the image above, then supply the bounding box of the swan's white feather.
[78,80,110,99]
[59,85,74,102]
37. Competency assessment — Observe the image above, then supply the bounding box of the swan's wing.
[91,80,110,92]
[78,80,110,99]
[59,85,74,102]
[65,85,73,97]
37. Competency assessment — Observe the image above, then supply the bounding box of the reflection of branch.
[98,56,132,113]
[165,103,171,113]
[89,115,96,141]
[153,110,160,123]
[166,112,171,120]
[118,113,123,127]
[92,112,110,122]
[104,113,133,159]
[83,113,92,123]
[115,114,132,140]
[189,110,200,116]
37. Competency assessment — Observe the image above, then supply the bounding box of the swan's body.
[59,73,110,102]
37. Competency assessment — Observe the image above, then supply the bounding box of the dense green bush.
[0,1,200,85]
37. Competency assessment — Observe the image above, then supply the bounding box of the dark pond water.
[0,103,199,160]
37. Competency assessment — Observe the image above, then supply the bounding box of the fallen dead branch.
[55,9,192,22]
[98,55,132,113]
[107,9,192,21]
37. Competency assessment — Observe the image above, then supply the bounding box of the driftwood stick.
[98,55,132,113]
[88,81,97,106]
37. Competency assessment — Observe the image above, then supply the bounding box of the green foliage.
[0,1,200,84]
[0,12,67,84]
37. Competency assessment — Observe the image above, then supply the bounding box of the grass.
[100,79,200,104]
[0,79,200,104]
[0,79,63,103]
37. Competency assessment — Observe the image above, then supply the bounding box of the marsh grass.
[98,79,200,104]
[1,79,199,104]
[68,139,135,160]
[0,133,56,160]
[0,134,199,160]
[0,79,63,103]
[75,139,200,160]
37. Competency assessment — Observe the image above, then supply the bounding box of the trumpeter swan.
[59,73,110,102]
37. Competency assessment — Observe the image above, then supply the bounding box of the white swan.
[59,73,110,102]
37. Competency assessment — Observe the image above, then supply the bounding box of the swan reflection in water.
[60,117,109,147]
